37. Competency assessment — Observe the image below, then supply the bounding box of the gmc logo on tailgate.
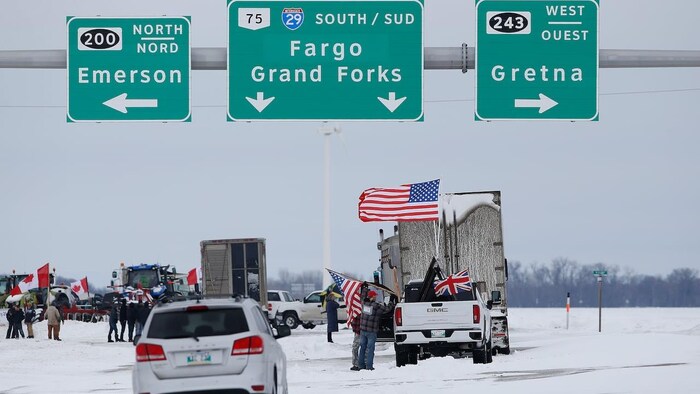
[427,307,448,313]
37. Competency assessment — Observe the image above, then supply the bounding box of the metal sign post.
[593,270,607,332]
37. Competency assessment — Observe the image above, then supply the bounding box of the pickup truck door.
[301,292,324,321]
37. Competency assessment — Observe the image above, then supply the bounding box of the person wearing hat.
[357,289,394,371]
[325,293,340,343]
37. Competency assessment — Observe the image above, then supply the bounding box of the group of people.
[4,301,63,340]
[107,298,151,343]
[325,289,394,371]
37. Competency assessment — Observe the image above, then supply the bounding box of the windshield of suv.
[147,308,249,339]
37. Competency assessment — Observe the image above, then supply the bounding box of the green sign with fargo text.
[475,0,599,121]
[67,17,191,122]
[227,0,424,121]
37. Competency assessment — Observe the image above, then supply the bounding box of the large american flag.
[434,270,472,296]
[358,179,440,222]
[327,269,363,326]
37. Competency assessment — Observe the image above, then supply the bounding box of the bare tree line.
[507,258,700,307]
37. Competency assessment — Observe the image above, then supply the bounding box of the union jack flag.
[434,270,472,296]
[327,269,363,327]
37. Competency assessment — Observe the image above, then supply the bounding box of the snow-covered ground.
[1,308,698,393]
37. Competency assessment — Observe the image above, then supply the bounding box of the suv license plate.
[431,330,446,338]
[187,352,212,365]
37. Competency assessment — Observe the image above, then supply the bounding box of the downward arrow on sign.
[378,92,407,112]
[246,92,275,113]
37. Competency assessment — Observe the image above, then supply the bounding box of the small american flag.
[434,270,472,296]
[328,269,363,326]
[358,179,440,222]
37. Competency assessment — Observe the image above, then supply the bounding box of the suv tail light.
[267,303,272,311]
[394,306,403,327]
[232,335,264,355]
[136,343,167,362]
[473,305,481,324]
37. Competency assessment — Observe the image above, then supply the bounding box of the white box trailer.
[200,238,268,309]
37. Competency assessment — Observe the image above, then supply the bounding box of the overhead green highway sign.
[67,16,191,122]
[475,0,599,121]
[227,0,424,121]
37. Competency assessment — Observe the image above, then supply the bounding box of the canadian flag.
[70,277,89,299]
[10,273,38,296]
[187,268,198,286]
[10,263,50,296]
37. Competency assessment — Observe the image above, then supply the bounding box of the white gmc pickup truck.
[393,279,493,366]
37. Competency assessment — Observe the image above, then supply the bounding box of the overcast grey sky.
[1,0,699,287]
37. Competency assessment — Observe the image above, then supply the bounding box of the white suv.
[132,297,291,394]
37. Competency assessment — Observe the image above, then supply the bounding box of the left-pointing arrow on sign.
[103,93,158,114]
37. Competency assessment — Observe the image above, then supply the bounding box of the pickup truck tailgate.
[398,302,479,331]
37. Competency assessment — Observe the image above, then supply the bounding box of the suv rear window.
[147,308,249,339]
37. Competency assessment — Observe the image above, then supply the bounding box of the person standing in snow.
[12,303,25,338]
[118,298,127,342]
[108,301,120,342]
[325,293,339,343]
[46,302,63,341]
[5,303,16,339]
[126,301,137,342]
[350,314,362,371]
[358,290,394,371]
[24,303,36,339]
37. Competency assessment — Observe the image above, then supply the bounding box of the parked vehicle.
[132,297,291,394]
[377,190,510,354]
[276,290,348,328]
[110,263,188,302]
[267,290,299,326]
[393,259,493,366]
[200,238,268,311]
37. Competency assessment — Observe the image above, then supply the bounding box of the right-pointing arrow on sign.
[246,92,275,113]
[514,94,558,114]
[378,92,407,113]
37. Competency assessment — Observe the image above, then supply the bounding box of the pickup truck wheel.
[499,346,511,355]
[394,344,408,367]
[408,348,418,365]
[283,312,299,329]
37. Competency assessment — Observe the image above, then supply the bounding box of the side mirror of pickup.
[487,301,493,310]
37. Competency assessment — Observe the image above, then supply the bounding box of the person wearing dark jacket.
[12,304,25,338]
[118,299,127,342]
[135,301,151,337]
[108,302,120,342]
[325,294,339,343]
[126,301,137,342]
[5,303,15,339]
[357,290,393,371]
[24,303,36,339]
